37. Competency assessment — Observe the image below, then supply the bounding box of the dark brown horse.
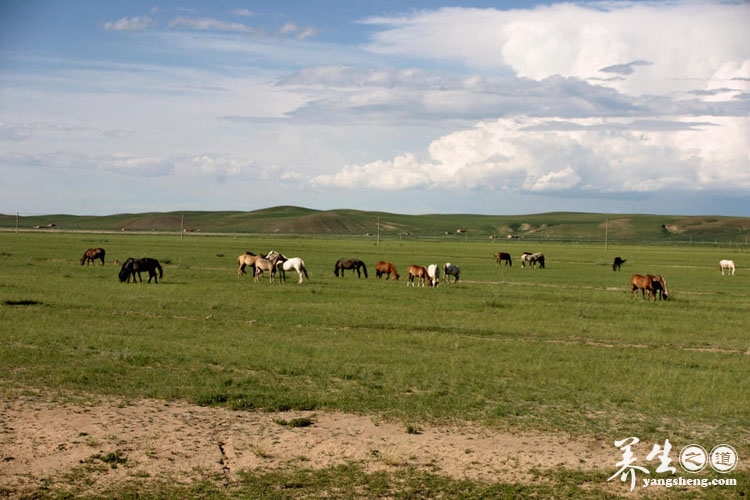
[334,258,368,278]
[648,274,669,300]
[119,257,163,284]
[81,247,105,265]
[494,252,512,266]
[375,261,399,280]
[612,257,626,271]
[406,265,431,287]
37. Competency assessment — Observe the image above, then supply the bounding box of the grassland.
[0,230,748,499]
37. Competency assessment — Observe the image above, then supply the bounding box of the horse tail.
[508,255,512,266]
[302,264,309,279]
[361,262,368,278]
[81,252,87,265]
[156,261,163,278]
[334,263,339,277]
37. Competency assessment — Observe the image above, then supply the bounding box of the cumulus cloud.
[362,2,750,96]
[310,116,750,194]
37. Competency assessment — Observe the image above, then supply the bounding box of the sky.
[1,0,748,216]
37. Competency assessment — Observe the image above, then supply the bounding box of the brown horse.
[407,265,431,287]
[254,255,286,283]
[375,261,399,280]
[630,274,669,300]
[630,274,653,299]
[648,274,669,300]
[334,258,368,278]
[494,252,512,266]
[238,251,264,277]
[81,248,105,265]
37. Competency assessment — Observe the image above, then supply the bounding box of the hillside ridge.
[1,206,748,242]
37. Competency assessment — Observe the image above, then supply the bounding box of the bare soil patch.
[1,397,614,497]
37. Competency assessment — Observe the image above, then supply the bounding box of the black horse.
[612,257,626,271]
[334,258,368,278]
[119,257,163,284]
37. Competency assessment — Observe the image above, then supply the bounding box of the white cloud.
[363,2,750,96]
[103,16,153,31]
[166,16,255,33]
[310,116,750,195]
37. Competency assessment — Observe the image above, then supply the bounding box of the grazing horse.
[719,260,736,276]
[443,262,460,283]
[277,256,310,284]
[649,274,669,300]
[81,248,105,265]
[334,258,368,278]
[427,264,440,287]
[521,252,545,268]
[254,255,286,283]
[612,257,626,271]
[630,274,653,299]
[375,261,399,280]
[630,274,668,301]
[119,257,163,284]
[407,265,431,287]
[494,252,512,266]
[237,251,265,277]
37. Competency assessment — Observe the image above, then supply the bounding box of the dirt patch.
[1,397,615,496]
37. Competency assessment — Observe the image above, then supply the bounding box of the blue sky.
[1,1,748,216]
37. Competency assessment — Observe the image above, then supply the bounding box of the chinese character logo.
[710,444,738,473]
[679,444,708,473]
[608,437,650,492]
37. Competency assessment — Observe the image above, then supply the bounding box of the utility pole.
[604,216,609,254]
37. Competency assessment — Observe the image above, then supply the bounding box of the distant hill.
[1,206,749,243]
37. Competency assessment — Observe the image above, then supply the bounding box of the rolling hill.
[1,206,748,243]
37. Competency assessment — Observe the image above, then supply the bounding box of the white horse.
[443,262,460,283]
[521,252,545,268]
[427,264,440,287]
[719,259,736,276]
[278,257,310,284]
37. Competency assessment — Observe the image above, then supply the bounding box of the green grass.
[1,231,748,498]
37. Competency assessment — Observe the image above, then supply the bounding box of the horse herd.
[79,247,738,300]
[80,247,164,284]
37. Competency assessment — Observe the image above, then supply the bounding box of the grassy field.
[0,231,748,499]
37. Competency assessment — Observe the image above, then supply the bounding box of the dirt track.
[0,397,616,496]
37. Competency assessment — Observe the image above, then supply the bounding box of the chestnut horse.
[630,274,669,300]
[407,265,431,287]
[81,247,106,265]
[494,252,512,266]
[375,261,399,280]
